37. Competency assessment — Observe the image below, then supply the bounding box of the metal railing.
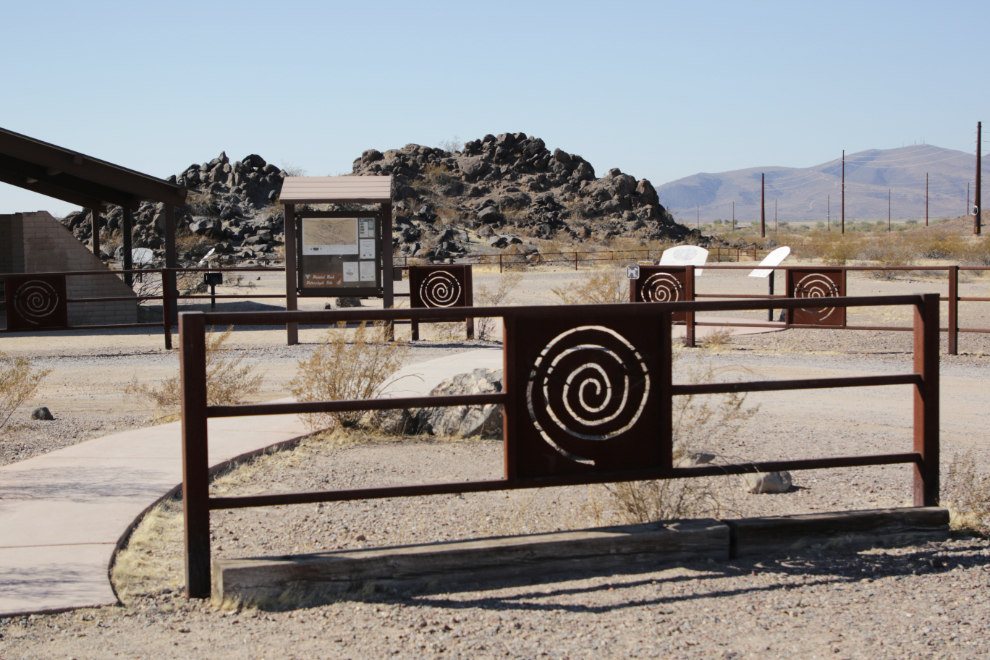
[177,293,940,598]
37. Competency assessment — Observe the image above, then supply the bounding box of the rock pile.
[60,151,287,263]
[58,133,700,264]
[353,132,698,259]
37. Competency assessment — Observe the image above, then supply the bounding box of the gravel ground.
[2,265,990,658]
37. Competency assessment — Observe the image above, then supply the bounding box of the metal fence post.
[948,266,959,356]
[658,310,673,469]
[574,251,578,271]
[180,312,211,598]
[913,292,940,507]
[499,253,503,274]
[162,268,173,350]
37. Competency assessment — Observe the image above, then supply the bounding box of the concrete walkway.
[0,349,502,617]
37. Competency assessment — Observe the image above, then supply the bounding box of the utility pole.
[968,181,970,216]
[926,173,929,227]
[828,194,830,231]
[775,198,778,233]
[760,173,766,238]
[888,189,891,231]
[976,121,982,235]
[697,204,700,231]
[732,201,735,231]
[841,149,845,234]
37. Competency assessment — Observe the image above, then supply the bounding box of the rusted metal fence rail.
[178,293,940,598]
[398,246,766,273]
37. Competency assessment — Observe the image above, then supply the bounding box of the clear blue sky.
[2,0,987,215]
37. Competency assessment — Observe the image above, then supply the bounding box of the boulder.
[30,407,55,421]
[740,471,793,494]
[412,369,503,438]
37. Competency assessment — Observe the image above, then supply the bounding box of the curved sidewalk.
[0,348,503,617]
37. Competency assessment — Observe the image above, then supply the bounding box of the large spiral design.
[794,273,840,321]
[527,326,650,461]
[641,273,684,303]
[419,271,462,307]
[13,280,60,325]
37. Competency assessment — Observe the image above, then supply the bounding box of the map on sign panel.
[749,246,791,278]
[302,218,359,255]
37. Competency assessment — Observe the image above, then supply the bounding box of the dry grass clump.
[475,271,523,340]
[288,322,409,431]
[700,326,733,351]
[111,499,185,603]
[550,267,627,305]
[942,451,990,536]
[0,351,51,431]
[132,326,262,416]
[602,345,759,524]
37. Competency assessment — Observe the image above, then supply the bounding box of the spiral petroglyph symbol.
[641,273,684,303]
[13,280,60,325]
[794,273,841,321]
[526,326,650,462]
[419,271,462,307]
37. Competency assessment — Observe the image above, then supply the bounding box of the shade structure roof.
[0,126,191,211]
[279,175,392,205]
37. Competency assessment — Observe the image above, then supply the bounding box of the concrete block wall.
[3,211,137,326]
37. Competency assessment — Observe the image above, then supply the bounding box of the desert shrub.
[910,229,966,260]
[963,236,990,267]
[859,234,914,278]
[475,271,523,341]
[550,268,627,305]
[602,346,758,524]
[288,322,409,431]
[132,326,262,415]
[822,238,860,266]
[942,451,990,536]
[0,352,51,431]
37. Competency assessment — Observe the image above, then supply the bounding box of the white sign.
[626,264,640,280]
[749,246,791,278]
[359,261,376,282]
[359,238,376,260]
[342,262,359,282]
[659,245,709,275]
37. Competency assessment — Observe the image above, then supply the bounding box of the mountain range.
[656,145,985,225]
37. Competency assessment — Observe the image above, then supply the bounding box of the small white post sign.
[626,264,640,280]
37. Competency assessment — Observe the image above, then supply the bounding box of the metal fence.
[177,293,940,598]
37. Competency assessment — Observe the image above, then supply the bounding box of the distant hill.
[656,145,985,225]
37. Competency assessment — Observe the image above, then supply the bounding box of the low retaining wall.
[212,507,949,607]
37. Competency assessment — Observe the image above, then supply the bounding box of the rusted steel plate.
[786,268,847,326]
[409,265,472,309]
[3,274,68,329]
[503,309,666,478]
[629,265,693,322]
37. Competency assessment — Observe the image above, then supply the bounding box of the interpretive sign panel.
[297,216,382,296]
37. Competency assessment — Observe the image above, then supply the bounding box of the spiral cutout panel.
[14,280,60,325]
[794,273,841,321]
[526,326,650,461]
[419,271,462,308]
[641,273,684,303]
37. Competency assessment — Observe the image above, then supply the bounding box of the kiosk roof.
[279,175,392,205]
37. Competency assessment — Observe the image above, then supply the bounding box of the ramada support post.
[913,292,940,507]
[122,207,133,287]
[165,205,178,324]
[180,312,211,599]
[90,205,102,257]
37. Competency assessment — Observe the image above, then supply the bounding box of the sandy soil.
[2,263,990,658]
